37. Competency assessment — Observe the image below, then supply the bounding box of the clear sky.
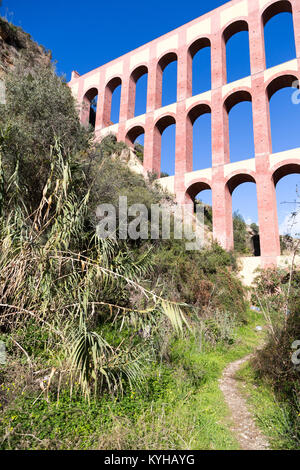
[1,0,300,236]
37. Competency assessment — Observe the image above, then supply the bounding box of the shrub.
[151,240,246,320]
[251,267,300,447]
[0,59,89,210]
[134,143,144,163]
[233,211,249,254]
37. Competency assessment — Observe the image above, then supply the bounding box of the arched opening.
[104,77,122,126]
[125,125,145,163]
[185,181,213,231]
[155,115,176,177]
[81,88,98,128]
[267,75,300,153]
[263,0,296,68]
[130,66,148,117]
[188,38,211,96]
[227,174,260,256]
[273,164,300,252]
[187,104,212,171]
[223,21,251,83]
[225,91,255,163]
[158,53,178,108]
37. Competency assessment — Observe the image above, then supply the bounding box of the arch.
[266,73,298,100]
[155,114,176,133]
[272,162,300,250]
[224,91,255,163]
[224,89,252,113]
[267,74,300,152]
[103,77,122,126]
[226,172,256,194]
[125,125,145,146]
[262,0,292,25]
[157,52,178,108]
[185,180,212,225]
[187,103,212,171]
[188,37,211,96]
[223,20,249,43]
[272,162,300,186]
[226,174,259,255]
[154,115,176,177]
[105,76,122,92]
[223,20,250,83]
[263,1,296,68]
[81,87,98,128]
[129,65,148,117]
[158,51,177,70]
[187,103,211,124]
[185,180,212,201]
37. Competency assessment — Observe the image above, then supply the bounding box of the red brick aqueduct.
[69,0,300,267]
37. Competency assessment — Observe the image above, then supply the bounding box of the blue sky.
[1,0,300,236]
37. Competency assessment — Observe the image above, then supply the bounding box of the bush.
[251,267,300,447]
[233,211,249,254]
[151,240,246,321]
[0,59,89,210]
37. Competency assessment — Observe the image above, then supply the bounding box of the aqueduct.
[69,0,300,267]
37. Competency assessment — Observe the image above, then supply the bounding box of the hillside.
[0,17,51,76]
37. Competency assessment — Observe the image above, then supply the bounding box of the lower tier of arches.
[157,154,300,266]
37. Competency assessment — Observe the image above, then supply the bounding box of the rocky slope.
[0,16,51,76]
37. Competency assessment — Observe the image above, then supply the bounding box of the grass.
[0,309,268,450]
[235,361,299,450]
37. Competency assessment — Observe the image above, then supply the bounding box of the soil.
[219,355,270,450]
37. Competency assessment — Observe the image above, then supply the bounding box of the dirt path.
[219,355,270,450]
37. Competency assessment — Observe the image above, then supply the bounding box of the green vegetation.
[134,142,144,163]
[236,362,299,450]
[1,310,264,450]
[233,211,250,255]
[246,267,300,449]
[0,54,250,450]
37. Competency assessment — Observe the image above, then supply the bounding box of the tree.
[233,211,248,254]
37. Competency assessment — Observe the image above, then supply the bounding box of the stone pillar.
[118,57,132,141]
[144,118,161,175]
[251,53,279,262]
[210,12,232,250]
[95,72,105,130]
[211,14,229,167]
[146,45,162,113]
[100,83,113,129]
[212,168,234,251]
[252,75,272,156]
[248,0,266,75]
[256,167,281,265]
[211,89,230,167]
[175,31,193,203]
[291,0,300,60]
[211,16,226,89]
[143,45,162,175]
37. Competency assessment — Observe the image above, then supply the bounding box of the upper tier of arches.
[77,0,298,131]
